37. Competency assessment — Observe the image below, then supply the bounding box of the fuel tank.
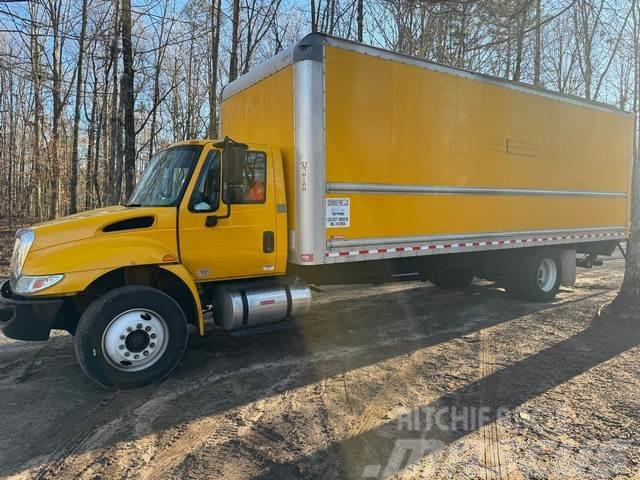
[213,280,312,330]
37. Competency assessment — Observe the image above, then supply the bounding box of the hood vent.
[103,216,154,232]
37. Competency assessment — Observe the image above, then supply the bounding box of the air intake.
[103,216,154,232]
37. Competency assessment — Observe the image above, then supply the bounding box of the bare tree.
[208,0,222,138]
[229,0,241,81]
[121,0,135,199]
[69,0,88,214]
[616,0,640,307]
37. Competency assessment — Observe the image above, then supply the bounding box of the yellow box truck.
[0,34,632,388]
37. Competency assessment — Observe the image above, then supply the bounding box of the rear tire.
[503,255,524,298]
[516,250,562,302]
[431,267,474,290]
[74,286,188,389]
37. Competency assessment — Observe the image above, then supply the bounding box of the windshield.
[127,145,202,207]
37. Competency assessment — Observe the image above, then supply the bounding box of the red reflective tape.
[260,299,276,306]
[325,231,611,259]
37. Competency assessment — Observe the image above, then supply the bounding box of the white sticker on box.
[326,198,350,228]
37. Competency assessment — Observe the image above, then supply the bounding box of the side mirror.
[224,147,244,186]
[209,137,248,223]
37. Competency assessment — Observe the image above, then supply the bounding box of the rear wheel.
[503,255,524,298]
[430,267,474,290]
[74,286,188,389]
[515,250,562,302]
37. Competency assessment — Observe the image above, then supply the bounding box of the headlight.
[14,275,64,295]
[10,229,35,285]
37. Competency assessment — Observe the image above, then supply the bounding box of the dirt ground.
[0,248,639,479]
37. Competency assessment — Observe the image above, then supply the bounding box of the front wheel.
[74,286,188,389]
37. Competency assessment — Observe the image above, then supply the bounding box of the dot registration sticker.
[326,198,350,228]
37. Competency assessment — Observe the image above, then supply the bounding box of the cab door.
[178,145,278,281]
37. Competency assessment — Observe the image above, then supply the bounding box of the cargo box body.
[221,33,632,267]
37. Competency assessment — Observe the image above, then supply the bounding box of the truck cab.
[171,140,288,282]
[0,138,310,388]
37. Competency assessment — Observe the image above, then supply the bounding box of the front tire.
[74,286,188,389]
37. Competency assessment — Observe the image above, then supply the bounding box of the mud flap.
[559,248,576,286]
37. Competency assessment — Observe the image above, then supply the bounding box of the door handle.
[205,216,218,227]
[263,231,275,253]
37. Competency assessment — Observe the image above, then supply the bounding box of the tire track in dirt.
[479,329,508,480]
[77,360,310,480]
[29,393,120,480]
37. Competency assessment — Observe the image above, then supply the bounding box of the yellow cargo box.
[222,33,631,266]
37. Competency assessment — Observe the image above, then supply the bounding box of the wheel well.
[56,266,198,334]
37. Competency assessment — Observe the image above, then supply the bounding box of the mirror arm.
[205,195,231,228]
[218,200,232,220]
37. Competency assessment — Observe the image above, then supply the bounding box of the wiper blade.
[125,203,142,207]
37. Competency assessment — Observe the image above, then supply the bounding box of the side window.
[189,150,221,212]
[234,151,267,204]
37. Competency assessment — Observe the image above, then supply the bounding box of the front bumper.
[0,280,64,341]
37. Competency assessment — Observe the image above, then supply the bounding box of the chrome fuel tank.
[213,280,312,330]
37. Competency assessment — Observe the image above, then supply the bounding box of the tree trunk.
[357,0,363,42]
[311,0,317,32]
[617,0,640,305]
[208,0,222,138]
[29,1,43,220]
[49,0,63,218]
[229,0,240,82]
[149,1,170,161]
[85,58,99,210]
[121,0,136,199]
[534,0,542,86]
[69,0,88,214]
[107,1,120,205]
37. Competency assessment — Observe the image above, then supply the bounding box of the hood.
[29,206,173,251]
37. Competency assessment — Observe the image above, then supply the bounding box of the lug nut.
[134,354,140,359]
[145,326,151,332]
[124,352,130,357]
[127,327,132,332]
[143,351,149,356]
[120,335,126,340]
[119,345,125,350]
[136,323,143,329]
[149,342,156,348]
[150,333,157,339]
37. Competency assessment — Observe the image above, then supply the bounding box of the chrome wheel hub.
[102,309,168,372]
[537,258,558,293]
